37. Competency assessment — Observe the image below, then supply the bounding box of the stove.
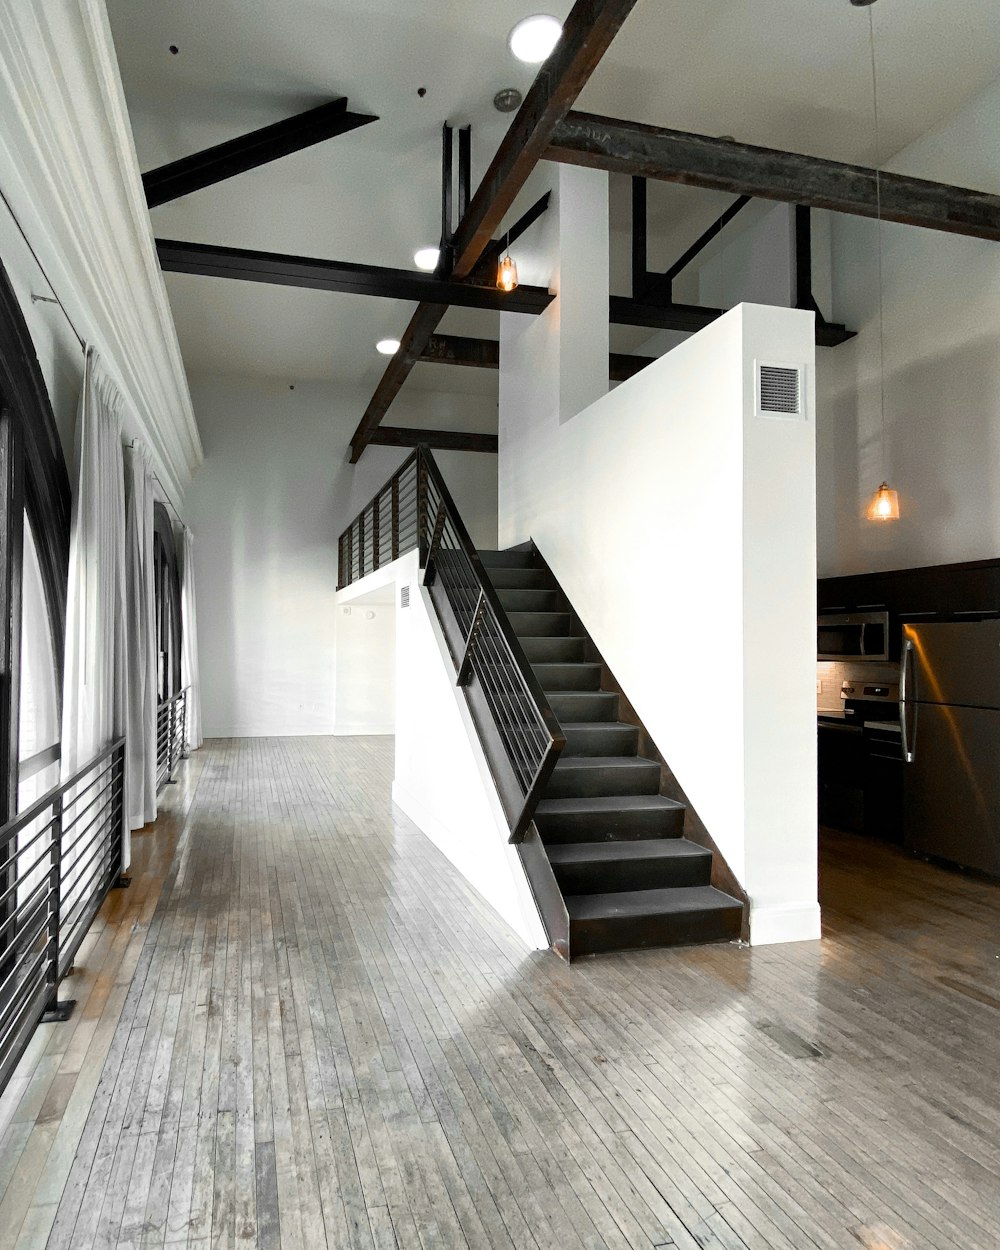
[837,678,900,729]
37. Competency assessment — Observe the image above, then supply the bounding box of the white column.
[499,164,610,544]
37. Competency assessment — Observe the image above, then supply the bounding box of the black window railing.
[337,446,564,843]
[0,736,125,1095]
[156,688,188,790]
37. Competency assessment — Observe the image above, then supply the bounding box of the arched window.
[152,503,182,703]
[0,259,71,823]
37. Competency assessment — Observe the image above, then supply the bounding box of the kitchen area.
[818,558,1000,880]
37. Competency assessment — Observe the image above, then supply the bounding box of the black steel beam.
[610,296,855,346]
[155,239,553,315]
[419,333,657,378]
[348,0,639,462]
[548,112,1000,242]
[370,427,498,454]
[143,98,377,208]
[471,192,552,280]
[631,177,647,298]
[642,194,751,304]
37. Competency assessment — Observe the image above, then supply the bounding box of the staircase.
[480,545,745,958]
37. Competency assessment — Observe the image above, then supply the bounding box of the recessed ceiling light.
[376,338,401,355]
[508,14,562,64]
[413,247,439,271]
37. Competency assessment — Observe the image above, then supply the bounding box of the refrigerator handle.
[900,639,915,764]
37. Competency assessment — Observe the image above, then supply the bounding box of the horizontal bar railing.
[337,445,564,842]
[337,449,419,589]
[0,735,126,1096]
[156,687,188,791]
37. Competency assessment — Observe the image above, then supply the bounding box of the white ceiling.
[107,0,1000,406]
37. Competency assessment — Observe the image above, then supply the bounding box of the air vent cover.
[400,585,410,608]
[757,363,803,417]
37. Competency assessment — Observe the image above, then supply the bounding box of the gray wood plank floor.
[0,735,998,1248]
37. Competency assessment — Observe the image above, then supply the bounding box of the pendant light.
[496,230,519,293]
[861,0,900,522]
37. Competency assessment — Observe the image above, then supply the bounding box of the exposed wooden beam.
[155,239,553,315]
[419,333,656,379]
[348,0,639,463]
[548,112,1000,242]
[448,4,639,279]
[370,427,498,454]
[422,335,499,369]
[143,98,377,208]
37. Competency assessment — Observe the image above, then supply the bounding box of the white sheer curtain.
[62,349,130,863]
[177,524,203,750]
[124,443,157,829]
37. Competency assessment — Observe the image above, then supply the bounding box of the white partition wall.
[499,302,820,945]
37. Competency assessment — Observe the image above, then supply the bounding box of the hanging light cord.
[868,6,888,476]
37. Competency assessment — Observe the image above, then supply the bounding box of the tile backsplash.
[817,660,900,710]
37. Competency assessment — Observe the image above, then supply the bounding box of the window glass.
[18,510,60,806]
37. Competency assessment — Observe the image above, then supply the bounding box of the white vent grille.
[400,585,410,608]
[758,364,802,416]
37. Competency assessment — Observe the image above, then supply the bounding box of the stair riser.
[484,568,553,590]
[570,907,742,957]
[508,612,572,637]
[479,551,536,569]
[533,663,602,692]
[520,636,587,663]
[553,853,711,894]
[548,692,619,722]
[562,725,639,757]
[537,808,685,842]
[546,764,661,800]
[497,589,560,613]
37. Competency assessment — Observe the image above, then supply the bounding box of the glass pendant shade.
[497,255,518,293]
[866,481,900,522]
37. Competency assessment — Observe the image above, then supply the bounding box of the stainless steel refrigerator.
[901,620,1000,876]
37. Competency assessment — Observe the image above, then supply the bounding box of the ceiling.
[107,0,1000,408]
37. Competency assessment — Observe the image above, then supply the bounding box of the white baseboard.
[749,901,822,946]
[333,723,395,736]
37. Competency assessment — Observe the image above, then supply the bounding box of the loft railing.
[156,687,188,790]
[0,737,126,1094]
[338,450,419,588]
[337,446,565,843]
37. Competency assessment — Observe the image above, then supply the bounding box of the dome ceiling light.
[413,247,440,272]
[376,338,401,355]
[508,15,563,65]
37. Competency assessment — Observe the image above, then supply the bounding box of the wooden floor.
[0,737,998,1249]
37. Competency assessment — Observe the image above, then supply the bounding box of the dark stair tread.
[547,839,709,866]
[533,663,602,689]
[553,756,657,772]
[536,795,685,816]
[566,885,741,922]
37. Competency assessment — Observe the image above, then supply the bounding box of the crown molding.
[0,0,202,504]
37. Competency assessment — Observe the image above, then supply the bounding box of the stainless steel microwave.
[817,612,890,662]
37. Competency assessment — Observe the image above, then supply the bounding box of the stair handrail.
[417,448,565,839]
[336,444,564,842]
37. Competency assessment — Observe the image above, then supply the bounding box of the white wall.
[337,552,547,950]
[183,375,498,737]
[334,592,395,735]
[817,75,1000,576]
[500,302,819,945]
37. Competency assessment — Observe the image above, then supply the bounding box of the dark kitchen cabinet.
[862,726,903,843]
[818,721,864,833]
[819,558,1000,624]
